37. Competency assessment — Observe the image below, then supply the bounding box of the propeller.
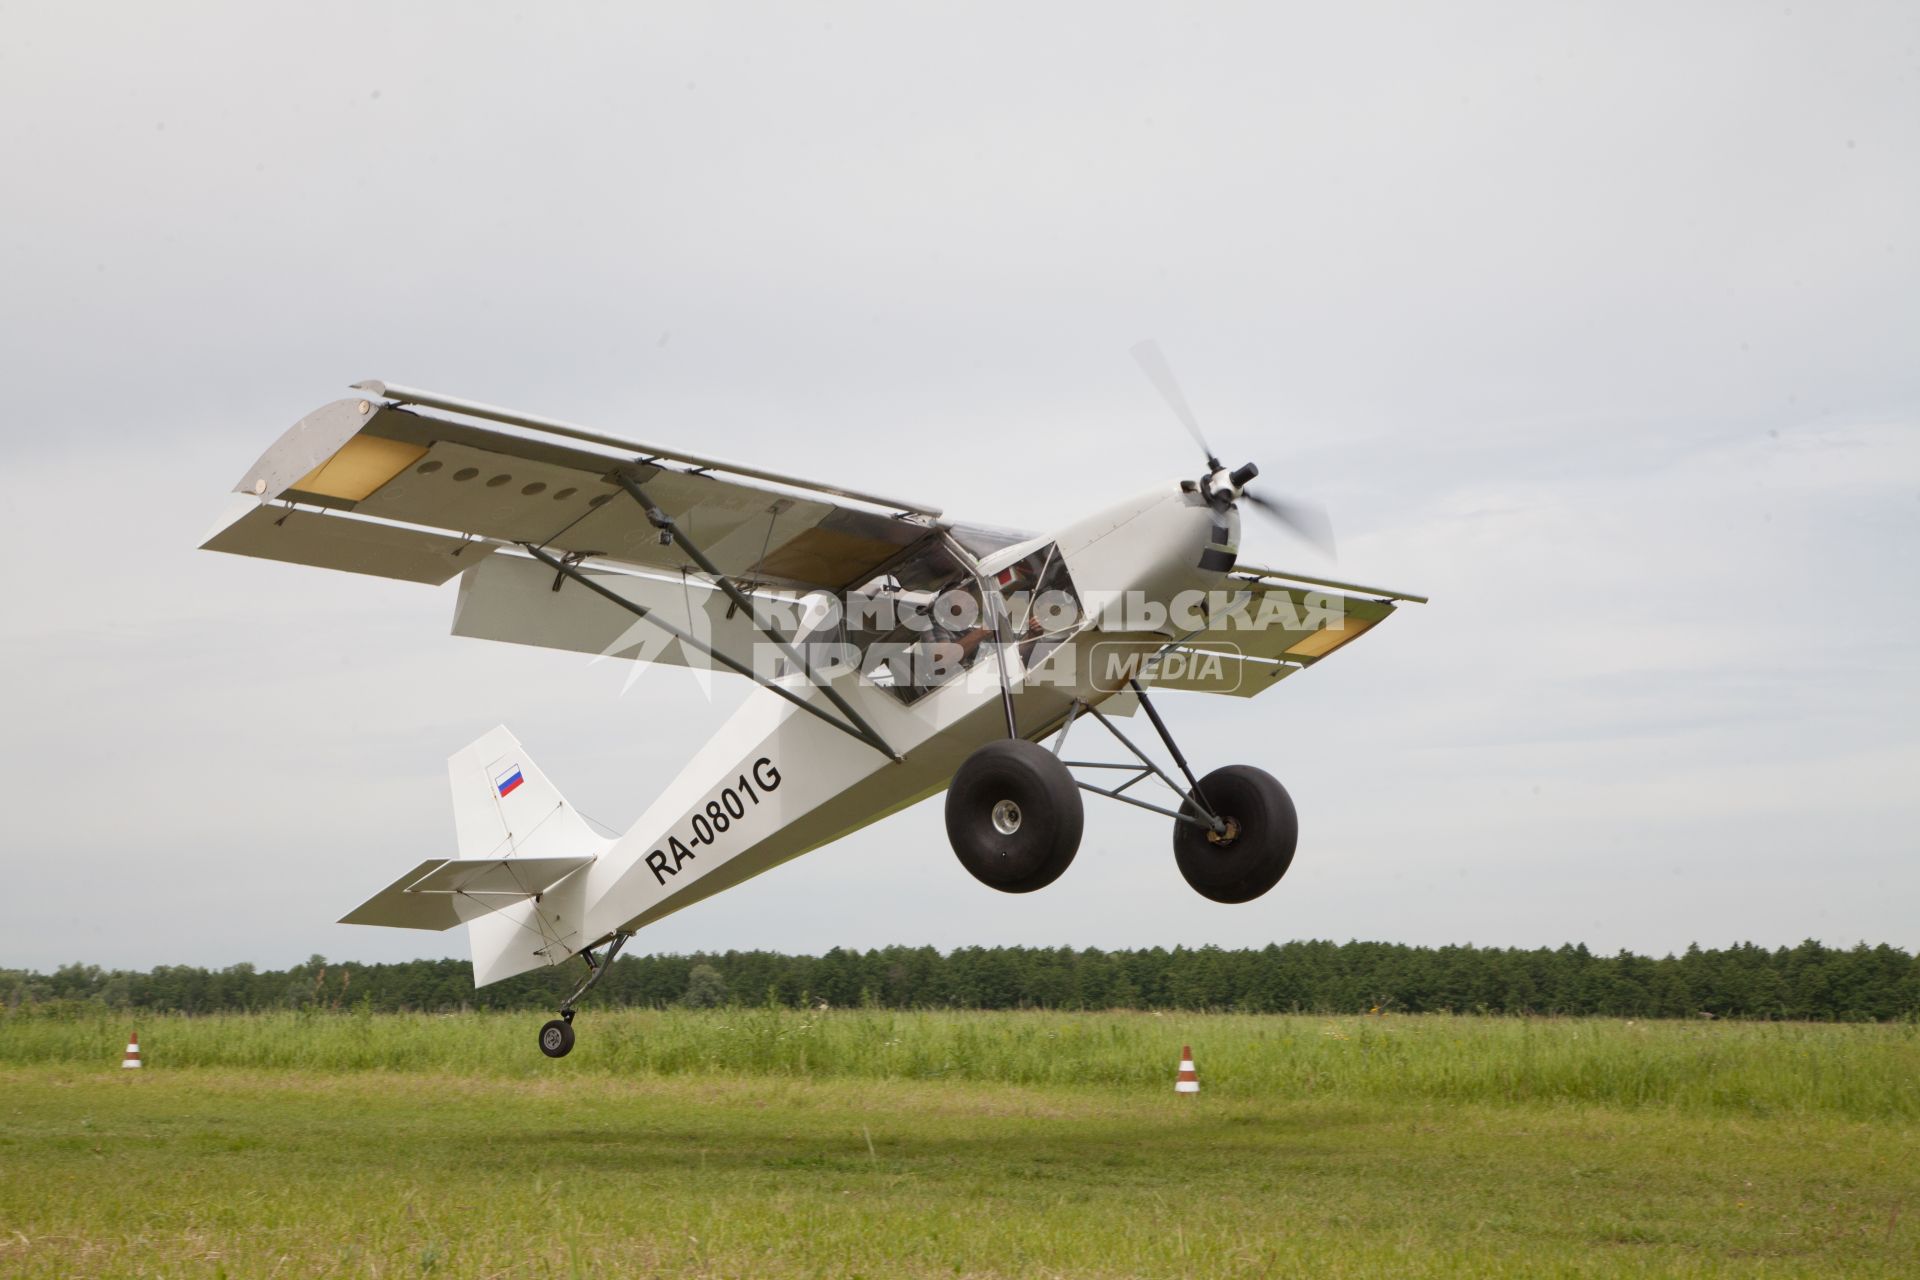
[1128,340,1336,558]
[1242,490,1336,557]
[1128,339,1221,471]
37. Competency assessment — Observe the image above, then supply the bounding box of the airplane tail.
[445,724,603,862]
[340,726,607,986]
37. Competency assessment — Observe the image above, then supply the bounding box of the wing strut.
[523,542,902,763]
[612,474,901,761]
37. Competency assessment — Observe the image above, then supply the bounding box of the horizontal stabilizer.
[339,855,594,931]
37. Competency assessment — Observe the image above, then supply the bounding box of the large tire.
[1173,765,1297,904]
[945,739,1084,893]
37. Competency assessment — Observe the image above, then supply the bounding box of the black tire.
[945,739,1084,893]
[1173,765,1297,904]
[538,1018,575,1058]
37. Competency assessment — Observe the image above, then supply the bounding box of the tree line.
[4,940,1916,1021]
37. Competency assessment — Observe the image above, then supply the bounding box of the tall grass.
[4,1006,1913,1120]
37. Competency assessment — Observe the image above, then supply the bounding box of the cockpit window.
[989,543,1083,670]
[826,540,1084,704]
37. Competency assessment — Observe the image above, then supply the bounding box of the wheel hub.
[991,798,1023,835]
[1205,816,1241,847]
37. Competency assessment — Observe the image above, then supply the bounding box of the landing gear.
[538,1016,575,1058]
[1173,765,1297,903]
[946,739,1084,892]
[535,931,631,1059]
[1046,679,1300,904]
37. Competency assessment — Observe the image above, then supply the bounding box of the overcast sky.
[2,3,1915,974]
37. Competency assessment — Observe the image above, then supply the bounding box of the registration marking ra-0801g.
[644,756,783,885]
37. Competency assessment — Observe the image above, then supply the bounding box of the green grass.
[4,1008,1916,1119]
[1,1011,1915,1277]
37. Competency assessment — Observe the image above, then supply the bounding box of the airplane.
[200,345,1425,1057]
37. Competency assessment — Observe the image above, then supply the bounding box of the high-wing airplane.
[201,347,1424,1057]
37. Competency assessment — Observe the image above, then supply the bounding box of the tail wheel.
[945,739,1084,893]
[1174,765,1297,903]
[538,1018,576,1058]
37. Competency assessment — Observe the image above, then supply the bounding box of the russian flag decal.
[494,764,524,798]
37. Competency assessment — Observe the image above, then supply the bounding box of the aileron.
[200,503,487,585]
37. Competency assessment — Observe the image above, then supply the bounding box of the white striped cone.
[1175,1044,1198,1094]
[122,1031,142,1069]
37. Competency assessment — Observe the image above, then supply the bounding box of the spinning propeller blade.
[1243,491,1336,559]
[1130,339,1219,469]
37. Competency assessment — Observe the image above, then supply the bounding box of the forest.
[4,939,1915,1021]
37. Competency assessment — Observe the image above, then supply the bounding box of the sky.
[1,2,1915,973]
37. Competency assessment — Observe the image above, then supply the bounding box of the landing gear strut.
[537,931,630,1058]
[1050,679,1299,904]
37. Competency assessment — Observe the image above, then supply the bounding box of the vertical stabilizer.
[450,725,604,861]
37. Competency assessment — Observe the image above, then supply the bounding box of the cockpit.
[812,537,1085,705]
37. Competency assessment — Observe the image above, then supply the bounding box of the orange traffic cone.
[122,1031,142,1070]
[1175,1044,1198,1094]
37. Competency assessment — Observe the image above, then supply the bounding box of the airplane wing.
[1142,565,1427,697]
[1137,647,1300,698]
[450,551,810,669]
[201,383,958,595]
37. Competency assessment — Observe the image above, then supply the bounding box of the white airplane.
[202,346,1424,1056]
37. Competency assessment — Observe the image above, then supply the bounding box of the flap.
[451,552,803,671]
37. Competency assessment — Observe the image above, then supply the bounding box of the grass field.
[1,1010,1915,1277]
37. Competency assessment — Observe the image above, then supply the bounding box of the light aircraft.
[201,345,1424,1056]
